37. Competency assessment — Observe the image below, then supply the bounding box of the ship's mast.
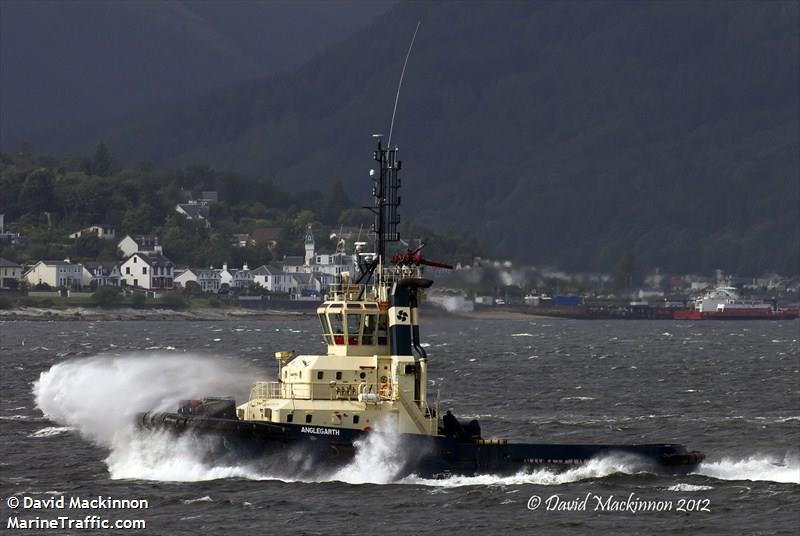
[366,136,402,274]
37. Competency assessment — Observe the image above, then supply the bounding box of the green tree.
[92,143,114,177]
[161,292,189,310]
[93,286,122,308]
[129,293,146,308]
[18,169,54,213]
[74,235,103,259]
[182,281,203,297]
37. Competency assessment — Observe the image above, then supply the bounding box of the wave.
[28,426,74,438]
[694,454,799,484]
[33,353,265,482]
[667,483,713,492]
[404,454,651,488]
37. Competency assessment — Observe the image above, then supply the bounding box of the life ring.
[379,383,393,399]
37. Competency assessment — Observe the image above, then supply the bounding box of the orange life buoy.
[379,383,393,399]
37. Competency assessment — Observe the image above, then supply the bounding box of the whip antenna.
[387,21,421,147]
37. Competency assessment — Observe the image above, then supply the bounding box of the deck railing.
[248,381,398,402]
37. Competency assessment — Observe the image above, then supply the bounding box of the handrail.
[249,381,392,402]
[249,380,437,435]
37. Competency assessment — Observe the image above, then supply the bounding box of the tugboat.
[139,138,705,478]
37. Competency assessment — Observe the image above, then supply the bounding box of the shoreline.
[0,306,311,322]
[0,305,536,322]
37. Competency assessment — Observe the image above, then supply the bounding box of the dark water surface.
[1,317,798,535]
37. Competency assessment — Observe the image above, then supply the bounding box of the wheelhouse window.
[329,312,344,344]
[324,309,389,347]
[318,313,332,344]
[347,313,361,345]
[377,313,389,345]
[362,314,377,345]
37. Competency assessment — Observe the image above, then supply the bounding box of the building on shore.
[24,259,85,288]
[117,234,162,258]
[0,257,23,289]
[120,253,174,290]
[174,267,221,293]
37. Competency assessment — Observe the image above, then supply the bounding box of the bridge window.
[317,371,323,380]
[347,313,361,345]
[353,415,360,424]
[318,313,332,344]
[287,413,294,423]
[362,314,377,345]
[336,371,342,380]
[305,414,312,423]
[377,313,388,345]
[329,312,344,344]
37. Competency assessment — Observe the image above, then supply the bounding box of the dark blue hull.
[138,412,704,479]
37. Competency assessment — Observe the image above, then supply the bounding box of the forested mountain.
[17,1,800,275]
[0,0,393,147]
[0,148,480,268]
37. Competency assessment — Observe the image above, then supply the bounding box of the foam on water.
[329,423,406,484]
[404,454,651,487]
[667,483,714,492]
[28,426,74,438]
[694,454,800,484]
[33,353,267,481]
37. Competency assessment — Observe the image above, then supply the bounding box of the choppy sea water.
[1,317,798,535]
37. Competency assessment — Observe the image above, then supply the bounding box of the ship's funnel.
[388,283,413,356]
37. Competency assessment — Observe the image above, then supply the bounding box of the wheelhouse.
[317,301,391,356]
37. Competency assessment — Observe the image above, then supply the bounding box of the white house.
[314,251,357,278]
[219,263,253,289]
[120,253,174,290]
[69,225,116,240]
[281,256,305,274]
[117,234,162,258]
[251,265,297,293]
[24,260,85,288]
[0,257,23,289]
[175,267,221,293]
[83,262,121,287]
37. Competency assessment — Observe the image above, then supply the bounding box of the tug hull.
[138,412,704,478]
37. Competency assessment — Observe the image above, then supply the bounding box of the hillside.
[21,1,800,275]
[0,148,479,268]
[0,0,392,147]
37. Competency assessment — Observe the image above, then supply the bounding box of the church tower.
[304,224,315,266]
